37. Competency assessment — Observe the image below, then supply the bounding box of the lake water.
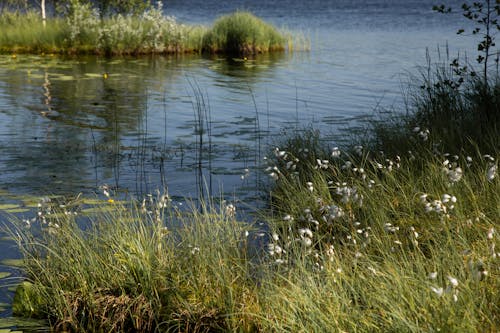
[0,0,476,321]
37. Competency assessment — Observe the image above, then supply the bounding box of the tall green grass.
[203,11,286,54]
[0,11,68,54]
[8,196,259,332]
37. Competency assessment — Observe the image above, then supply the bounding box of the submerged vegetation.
[0,3,290,55]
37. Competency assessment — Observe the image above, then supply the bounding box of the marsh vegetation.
[0,0,499,332]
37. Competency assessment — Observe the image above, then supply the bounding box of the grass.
[7,137,498,331]
[8,195,258,332]
[0,9,290,56]
[260,132,498,332]
[0,11,68,54]
[203,11,287,54]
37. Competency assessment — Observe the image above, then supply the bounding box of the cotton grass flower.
[447,276,459,287]
[487,164,497,181]
[487,227,495,240]
[430,286,444,297]
[354,145,363,156]
[299,228,313,239]
[331,147,341,158]
[446,167,463,183]
[225,203,236,217]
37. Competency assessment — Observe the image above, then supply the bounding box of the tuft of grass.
[203,11,287,54]
[8,195,259,332]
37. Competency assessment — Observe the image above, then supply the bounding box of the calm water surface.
[0,0,475,320]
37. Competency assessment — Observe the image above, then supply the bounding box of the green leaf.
[0,259,24,268]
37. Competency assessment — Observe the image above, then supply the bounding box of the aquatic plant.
[203,11,287,54]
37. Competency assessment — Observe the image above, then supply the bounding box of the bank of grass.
[8,140,499,331]
[0,9,290,55]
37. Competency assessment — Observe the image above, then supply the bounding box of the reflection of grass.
[0,10,290,56]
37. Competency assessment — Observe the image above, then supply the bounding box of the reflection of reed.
[42,70,52,114]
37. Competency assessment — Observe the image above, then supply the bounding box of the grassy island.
[0,7,289,56]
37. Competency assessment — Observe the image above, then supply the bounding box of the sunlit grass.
[203,11,287,54]
[8,195,259,331]
[262,137,499,332]
[0,11,68,54]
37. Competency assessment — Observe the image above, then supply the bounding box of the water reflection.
[0,54,285,199]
